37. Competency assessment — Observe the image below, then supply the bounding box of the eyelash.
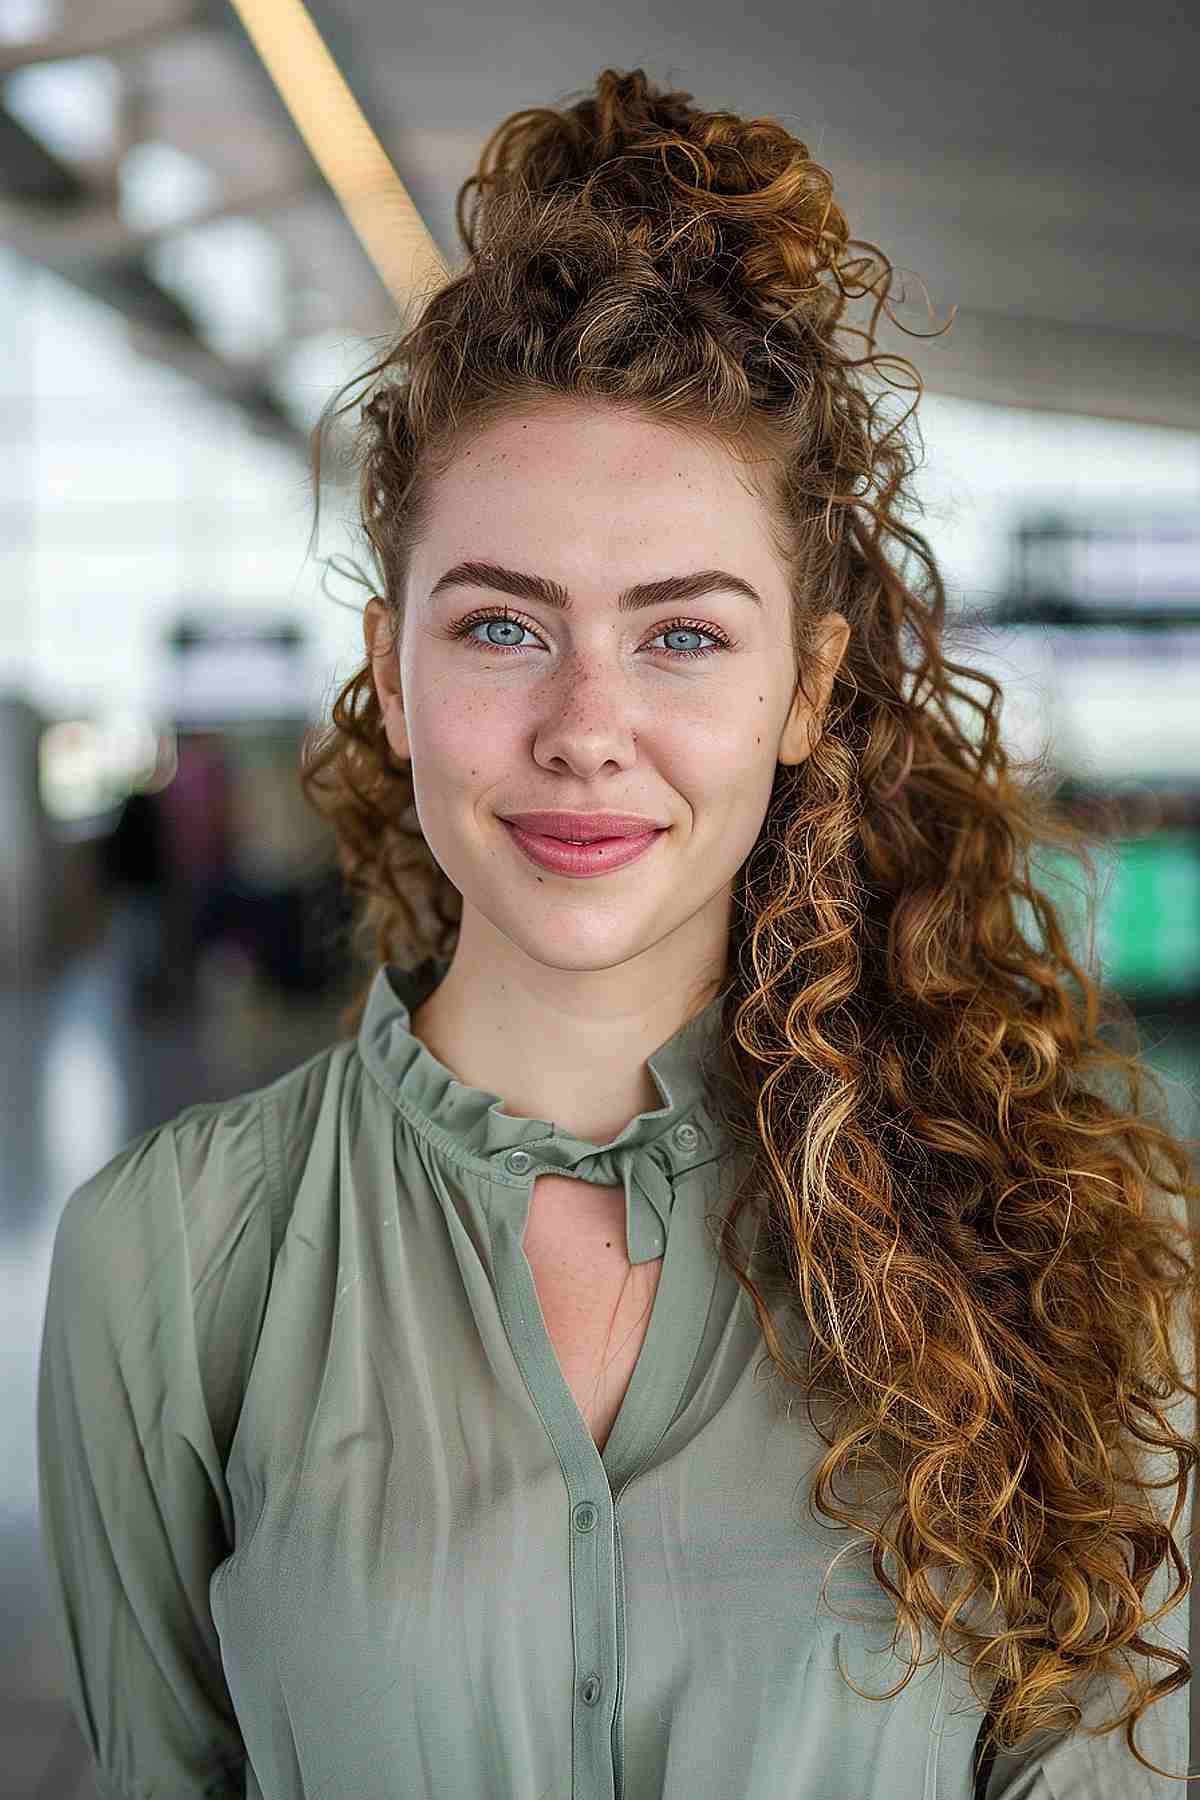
[448,606,735,662]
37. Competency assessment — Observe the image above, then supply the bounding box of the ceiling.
[1,0,1197,455]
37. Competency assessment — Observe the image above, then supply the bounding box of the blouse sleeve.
[979,1182,1195,1798]
[37,1100,273,1800]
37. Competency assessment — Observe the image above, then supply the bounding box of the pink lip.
[502,820,665,878]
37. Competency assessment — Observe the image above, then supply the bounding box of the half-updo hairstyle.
[298,66,1199,1783]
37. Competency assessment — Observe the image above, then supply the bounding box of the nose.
[529,659,646,771]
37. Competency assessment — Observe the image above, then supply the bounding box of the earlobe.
[777,700,820,768]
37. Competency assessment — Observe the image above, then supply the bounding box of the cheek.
[668,709,775,783]
[405,687,517,790]
[679,723,780,837]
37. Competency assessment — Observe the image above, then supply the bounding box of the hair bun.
[456,66,856,329]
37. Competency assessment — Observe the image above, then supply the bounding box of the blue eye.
[451,608,732,661]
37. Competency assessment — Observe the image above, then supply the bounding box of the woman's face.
[364,401,849,983]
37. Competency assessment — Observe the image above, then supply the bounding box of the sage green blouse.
[37,956,1191,1799]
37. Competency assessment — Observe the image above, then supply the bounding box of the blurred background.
[2,1,1198,1793]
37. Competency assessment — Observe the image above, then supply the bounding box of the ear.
[777,611,850,767]
[363,597,411,760]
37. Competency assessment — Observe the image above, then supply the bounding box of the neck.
[409,920,725,1143]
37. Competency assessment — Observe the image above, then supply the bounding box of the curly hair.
[298,67,1199,1783]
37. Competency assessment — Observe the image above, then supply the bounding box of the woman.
[38,67,1197,1799]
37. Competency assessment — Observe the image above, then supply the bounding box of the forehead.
[420,403,778,559]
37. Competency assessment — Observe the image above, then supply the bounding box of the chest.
[521,1175,663,1454]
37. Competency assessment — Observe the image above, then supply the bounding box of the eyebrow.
[427,560,763,613]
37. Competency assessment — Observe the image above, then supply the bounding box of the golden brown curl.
[457,68,852,328]
[299,67,1199,1784]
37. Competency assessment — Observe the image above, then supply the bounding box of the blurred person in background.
[97,783,169,1016]
[37,66,1199,1800]
[156,729,235,1010]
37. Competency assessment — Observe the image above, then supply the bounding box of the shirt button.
[579,1673,603,1706]
[672,1121,699,1151]
[505,1148,534,1174]
[573,1501,598,1532]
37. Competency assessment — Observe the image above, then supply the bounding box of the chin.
[495,912,670,974]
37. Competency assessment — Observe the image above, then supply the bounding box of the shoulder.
[44,1036,362,1457]
[50,1035,360,1349]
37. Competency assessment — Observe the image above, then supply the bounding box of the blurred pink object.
[159,733,233,889]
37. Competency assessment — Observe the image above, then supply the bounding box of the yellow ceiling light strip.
[226,0,450,304]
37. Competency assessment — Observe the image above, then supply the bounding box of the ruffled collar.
[355,955,738,1264]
